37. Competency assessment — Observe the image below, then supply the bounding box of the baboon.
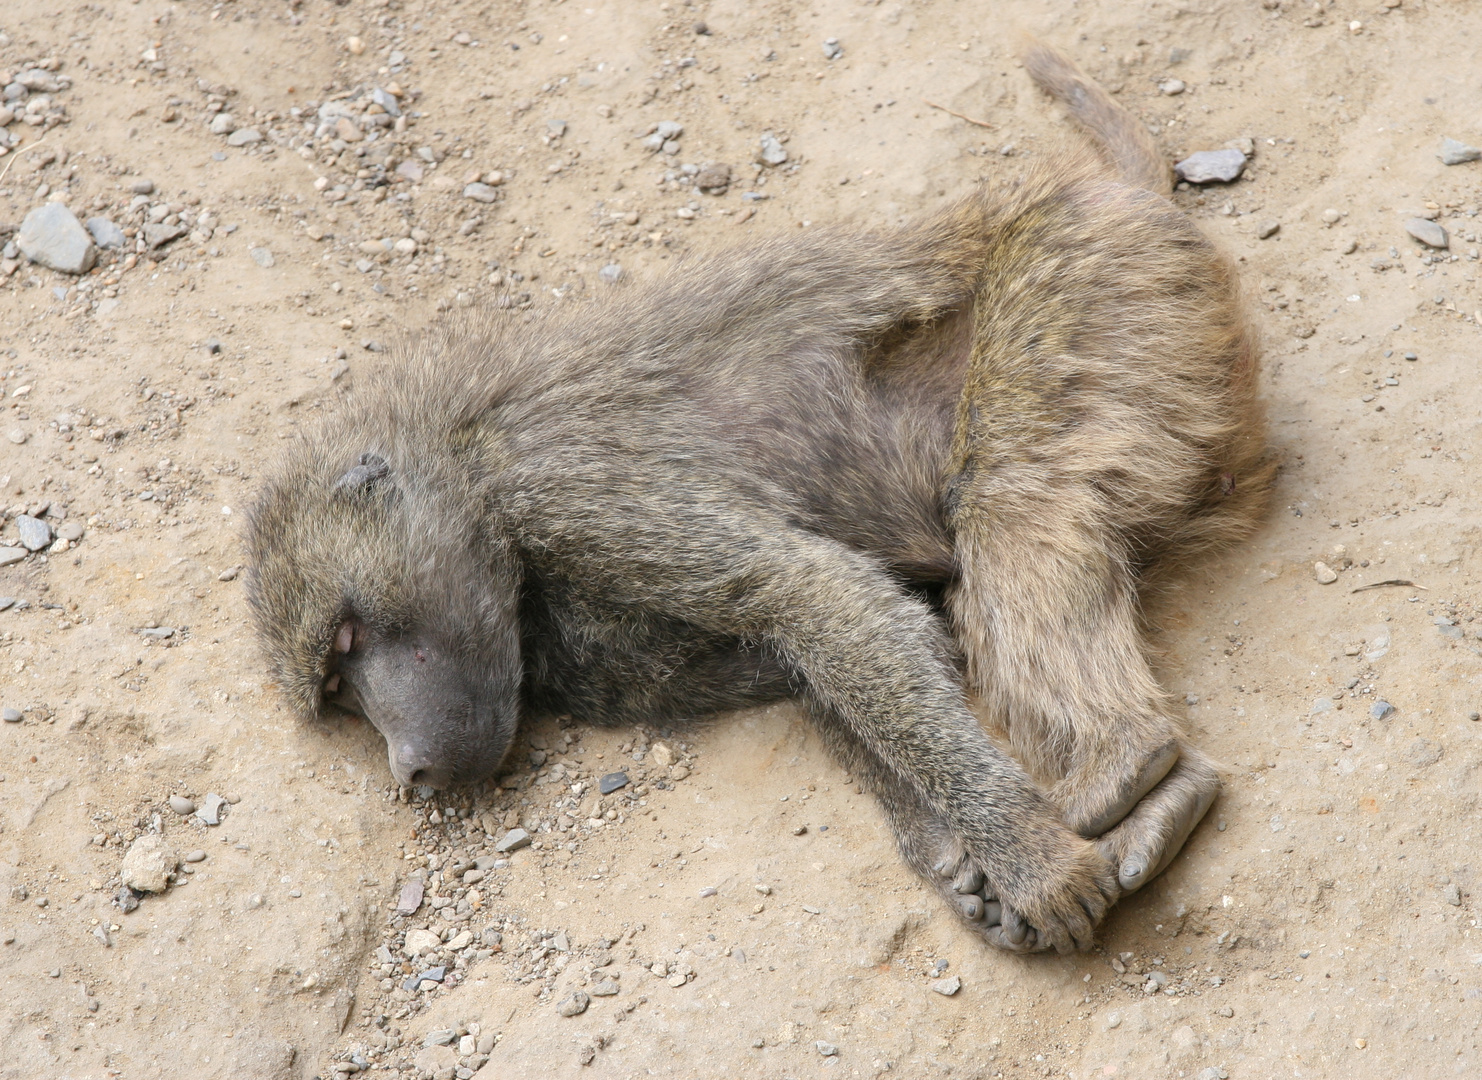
[247,45,1271,954]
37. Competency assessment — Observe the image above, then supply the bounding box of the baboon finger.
[952,865,985,895]
[955,893,986,921]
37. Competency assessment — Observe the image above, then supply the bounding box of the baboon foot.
[1093,750,1220,893]
[928,833,1117,955]
[1055,737,1181,839]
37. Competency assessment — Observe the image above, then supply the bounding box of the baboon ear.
[333,452,391,495]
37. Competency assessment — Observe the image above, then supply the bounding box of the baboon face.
[247,449,523,789]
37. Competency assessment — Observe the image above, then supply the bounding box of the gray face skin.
[324,619,520,789]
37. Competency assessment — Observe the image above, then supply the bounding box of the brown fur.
[246,45,1271,953]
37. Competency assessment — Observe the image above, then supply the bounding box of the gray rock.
[396,878,425,915]
[599,771,629,795]
[590,977,620,996]
[2,708,21,723]
[56,522,83,542]
[85,217,126,249]
[822,38,843,61]
[494,828,531,853]
[119,835,177,893]
[15,515,51,552]
[183,850,207,863]
[1370,700,1396,720]
[1310,697,1335,715]
[142,223,186,249]
[1443,883,1463,906]
[209,112,237,135]
[695,162,732,193]
[558,990,591,1017]
[0,597,15,611]
[816,1040,840,1056]
[1405,218,1448,249]
[598,263,622,284]
[18,203,96,274]
[930,975,962,996]
[129,179,155,195]
[249,247,275,268]
[396,160,424,183]
[757,132,788,167]
[227,127,262,146]
[0,549,21,566]
[371,87,401,117]
[1255,219,1281,240]
[1174,148,1246,184]
[425,1029,457,1047]
[168,795,196,816]
[1440,138,1482,166]
[5,429,24,445]
[463,182,500,203]
[196,792,226,825]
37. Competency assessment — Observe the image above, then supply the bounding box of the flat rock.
[463,182,500,203]
[590,977,620,996]
[120,835,177,893]
[0,548,24,567]
[1405,217,1448,249]
[18,203,96,274]
[757,132,788,166]
[249,247,275,267]
[558,990,591,1016]
[396,160,424,183]
[1440,138,1482,165]
[1313,561,1338,584]
[227,127,262,146]
[196,792,226,825]
[494,827,531,853]
[142,223,186,249]
[15,515,51,552]
[930,975,962,996]
[1370,700,1396,721]
[395,877,424,915]
[599,771,629,795]
[1174,148,1246,184]
[85,217,126,248]
[209,112,237,135]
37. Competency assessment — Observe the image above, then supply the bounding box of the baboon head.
[246,435,522,789]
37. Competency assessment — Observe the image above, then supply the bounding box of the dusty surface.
[1,0,1481,1077]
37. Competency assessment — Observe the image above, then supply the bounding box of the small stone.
[119,835,177,894]
[130,179,156,195]
[1370,700,1396,721]
[1174,149,1246,184]
[85,217,126,249]
[591,977,620,996]
[757,132,788,167]
[183,850,207,863]
[599,771,629,795]
[1160,78,1186,95]
[142,223,187,249]
[196,793,226,825]
[1440,138,1482,166]
[334,117,363,143]
[598,263,622,284]
[210,112,238,135]
[249,247,275,268]
[1406,218,1449,249]
[815,1040,840,1056]
[1443,883,1462,906]
[2,708,21,723]
[792,824,808,836]
[666,973,688,988]
[371,87,401,117]
[1313,561,1338,584]
[463,182,500,203]
[403,928,441,957]
[396,878,425,915]
[1311,697,1335,715]
[694,163,732,193]
[651,742,676,767]
[17,203,96,274]
[15,516,51,552]
[494,828,531,853]
[227,127,263,146]
[168,795,196,816]
[558,991,591,1017]
[4,431,24,447]
[930,975,962,996]
[822,38,843,61]
[447,929,474,951]
[396,160,424,183]
[1256,219,1281,240]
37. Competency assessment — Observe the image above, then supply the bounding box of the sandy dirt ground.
[1,0,1481,1077]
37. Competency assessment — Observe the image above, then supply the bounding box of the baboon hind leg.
[948,498,1220,893]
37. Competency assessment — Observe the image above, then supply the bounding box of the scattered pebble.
[1174,149,1246,184]
[1405,218,1448,249]
[0,548,25,566]
[1439,138,1482,166]
[168,795,196,816]
[183,850,207,864]
[196,793,226,825]
[598,263,622,284]
[1370,700,1396,721]
[1313,561,1338,584]
[249,247,276,268]
[463,182,501,203]
[85,217,126,249]
[494,827,531,853]
[396,879,425,915]
[815,1040,840,1056]
[17,203,96,274]
[1256,219,1281,240]
[822,38,843,61]
[2,708,21,723]
[15,515,52,553]
[119,835,177,894]
[930,975,962,996]
[403,928,441,957]
[698,886,717,898]
[599,771,629,795]
[591,977,620,996]
[1159,78,1186,95]
[757,132,788,167]
[558,990,591,1017]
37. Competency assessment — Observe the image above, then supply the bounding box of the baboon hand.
[933,834,1117,955]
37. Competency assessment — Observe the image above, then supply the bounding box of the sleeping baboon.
[247,45,1271,954]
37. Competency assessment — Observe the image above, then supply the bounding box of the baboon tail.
[1021,40,1171,196]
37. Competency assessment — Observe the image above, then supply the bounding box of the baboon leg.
[948,500,1200,886]
[810,702,1082,954]
[1094,743,1220,893]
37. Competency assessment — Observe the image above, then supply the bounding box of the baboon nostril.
[406,768,428,786]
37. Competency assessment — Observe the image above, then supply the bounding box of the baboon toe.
[1096,754,1220,893]
[1065,737,1181,838]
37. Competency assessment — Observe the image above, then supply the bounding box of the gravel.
[1439,138,1482,166]
[822,38,843,61]
[463,183,501,203]
[1405,218,1448,249]
[815,1040,840,1055]
[1256,219,1281,240]
[1174,149,1247,184]
[17,203,96,274]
